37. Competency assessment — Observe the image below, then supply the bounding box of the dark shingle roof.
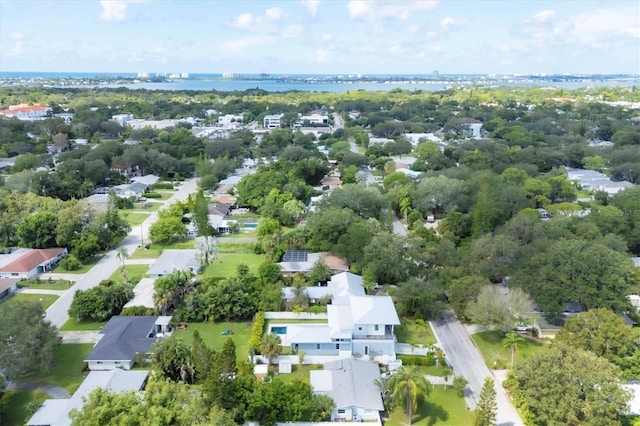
[85,316,158,362]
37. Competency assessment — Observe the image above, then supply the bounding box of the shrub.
[398,354,433,366]
[59,255,81,271]
[120,306,156,316]
[144,192,162,199]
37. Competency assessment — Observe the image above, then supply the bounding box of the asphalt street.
[45,178,198,328]
[431,310,524,426]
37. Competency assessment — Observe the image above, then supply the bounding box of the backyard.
[272,364,323,385]
[395,319,437,347]
[122,211,151,226]
[129,240,196,260]
[0,390,47,426]
[59,317,106,331]
[107,264,149,285]
[52,256,101,274]
[24,344,94,393]
[472,330,547,369]
[385,385,471,426]
[173,321,253,361]
[18,279,72,290]
[203,243,265,278]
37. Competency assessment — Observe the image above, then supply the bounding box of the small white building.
[0,248,67,279]
[111,114,134,127]
[264,114,284,129]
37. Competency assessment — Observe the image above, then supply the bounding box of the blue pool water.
[243,223,258,229]
[271,326,287,334]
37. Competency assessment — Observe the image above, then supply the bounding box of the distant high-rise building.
[433,70,439,78]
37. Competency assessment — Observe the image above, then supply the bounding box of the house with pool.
[270,272,400,363]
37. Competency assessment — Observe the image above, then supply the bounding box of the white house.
[263,114,284,129]
[27,370,149,426]
[84,316,172,371]
[566,167,635,195]
[218,113,244,126]
[0,248,67,279]
[0,278,19,300]
[299,113,328,125]
[271,272,400,361]
[0,104,51,121]
[311,358,384,422]
[111,114,134,127]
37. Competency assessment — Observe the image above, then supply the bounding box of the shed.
[254,364,268,379]
[279,358,292,374]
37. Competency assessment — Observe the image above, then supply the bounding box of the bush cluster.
[249,311,265,355]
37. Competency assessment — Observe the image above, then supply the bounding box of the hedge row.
[152,182,174,190]
[249,311,265,355]
[144,192,162,199]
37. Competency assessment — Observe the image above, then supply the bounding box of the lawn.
[129,239,196,260]
[4,293,59,310]
[107,264,149,284]
[131,201,163,212]
[396,319,437,347]
[272,364,323,384]
[25,344,93,393]
[472,330,546,369]
[18,279,72,290]
[129,247,162,259]
[52,256,101,274]
[415,365,454,377]
[0,390,47,426]
[385,385,471,426]
[122,212,151,226]
[173,321,253,361]
[59,317,106,331]
[203,243,265,278]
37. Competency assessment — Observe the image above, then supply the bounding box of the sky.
[0,0,639,75]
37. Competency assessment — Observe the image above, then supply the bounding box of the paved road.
[391,215,408,236]
[431,311,524,426]
[45,178,198,329]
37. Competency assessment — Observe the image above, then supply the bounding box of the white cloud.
[316,48,330,63]
[232,13,254,29]
[99,0,147,22]
[390,45,404,55]
[347,0,438,21]
[320,33,333,42]
[300,0,320,16]
[6,31,24,57]
[440,16,464,31]
[282,25,303,39]
[265,7,286,21]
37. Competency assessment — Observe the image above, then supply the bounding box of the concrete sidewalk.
[39,272,84,282]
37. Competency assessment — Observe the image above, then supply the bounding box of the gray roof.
[208,202,232,216]
[0,278,19,293]
[131,174,159,186]
[85,316,159,362]
[27,370,149,426]
[148,250,199,276]
[123,278,155,309]
[311,359,383,411]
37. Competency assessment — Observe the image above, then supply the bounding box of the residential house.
[218,113,244,126]
[27,370,149,426]
[0,104,51,121]
[111,114,134,127]
[0,158,16,170]
[0,278,19,300]
[263,114,284,129]
[208,202,232,216]
[282,271,365,303]
[148,249,200,278]
[130,174,160,188]
[53,112,74,124]
[84,316,172,370]
[299,127,332,138]
[566,167,634,195]
[311,359,384,422]
[271,272,401,361]
[0,248,67,279]
[207,214,235,234]
[298,112,328,125]
[278,250,321,275]
[396,168,421,180]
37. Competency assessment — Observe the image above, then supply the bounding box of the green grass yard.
[4,293,59,310]
[129,239,196,260]
[385,385,471,426]
[122,212,151,226]
[18,279,72,290]
[0,390,47,426]
[59,318,106,331]
[396,319,437,347]
[52,256,101,274]
[472,330,546,369]
[25,344,93,393]
[272,364,323,385]
[173,321,253,361]
[107,264,149,284]
[131,201,163,212]
[203,243,265,278]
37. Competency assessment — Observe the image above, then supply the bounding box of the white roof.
[286,324,333,344]
[278,252,321,273]
[311,359,383,411]
[27,370,149,426]
[350,295,400,325]
[123,277,155,308]
[130,174,159,186]
[624,383,640,416]
[148,250,199,276]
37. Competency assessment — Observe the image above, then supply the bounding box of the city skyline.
[1,0,639,75]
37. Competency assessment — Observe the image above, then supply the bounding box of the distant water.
[1,72,638,93]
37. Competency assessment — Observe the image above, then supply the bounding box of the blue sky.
[1,1,638,74]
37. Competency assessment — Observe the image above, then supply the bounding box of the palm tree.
[116,247,129,271]
[502,332,525,369]
[260,333,282,365]
[374,376,393,413]
[388,365,430,425]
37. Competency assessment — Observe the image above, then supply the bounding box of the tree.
[512,344,631,425]
[260,333,282,365]
[473,377,497,426]
[16,211,58,248]
[206,337,239,410]
[555,308,640,379]
[151,338,195,383]
[453,376,468,397]
[195,235,217,266]
[202,277,256,321]
[71,233,100,263]
[467,286,536,332]
[511,239,636,318]
[502,332,525,369]
[374,376,393,413]
[149,216,187,244]
[116,247,129,271]
[308,259,332,285]
[410,175,468,216]
[192,188,214,236]
[0,301,60,380]
[153,270,194,314]
[68,280,134,322]
[388,366,430,425]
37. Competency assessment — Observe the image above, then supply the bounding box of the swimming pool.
[243,223,258,229]
[270,326,287,334]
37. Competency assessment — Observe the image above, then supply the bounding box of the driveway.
[45,178,198,329]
